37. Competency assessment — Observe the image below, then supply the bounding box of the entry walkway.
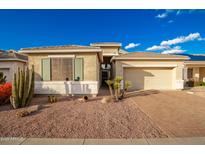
[1,137,205,145]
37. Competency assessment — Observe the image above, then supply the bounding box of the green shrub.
[194,81,205,87]
[48,96,57,103]
[105,76,131,102]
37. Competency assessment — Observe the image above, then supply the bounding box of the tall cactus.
[10,65,35,109]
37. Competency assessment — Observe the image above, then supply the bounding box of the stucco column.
[175,65,185,90]
[193,67,200,82]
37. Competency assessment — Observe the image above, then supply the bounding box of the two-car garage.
[112,52,189,91]
[123,67,174,91]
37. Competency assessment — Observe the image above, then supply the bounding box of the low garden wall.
[34,81,99,96]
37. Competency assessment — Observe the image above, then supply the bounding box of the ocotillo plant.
[10,65,35,109]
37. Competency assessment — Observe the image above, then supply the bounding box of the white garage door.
[124,67,174,91]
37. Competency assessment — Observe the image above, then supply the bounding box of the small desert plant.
[48,96,57,103]
[105,76,131,102]
[105,80,114,97]
[113,76,123,101]
[10,65,35,109]
[16,110,30,117]
[0,72,6,85]
[101,96,112,104]
[124,81,132,91]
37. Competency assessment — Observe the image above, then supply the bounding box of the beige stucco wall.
[199,67,205,81]
[0,61,27,82]
[27,52,100,82]
[96,55,102,88]
[192,67,200,81]
[100,46,119,55]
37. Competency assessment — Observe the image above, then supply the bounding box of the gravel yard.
[0,95,168,139]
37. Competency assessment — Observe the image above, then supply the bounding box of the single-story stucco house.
[19,45,103,96]
[18,42,205,96]
[0,50,28,82]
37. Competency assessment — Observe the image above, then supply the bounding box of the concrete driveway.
[128,90,205,138]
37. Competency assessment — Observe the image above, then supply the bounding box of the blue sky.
[0,9,205,54]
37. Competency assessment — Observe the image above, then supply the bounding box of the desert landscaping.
[0,93,168,138]
[1,89,205,139]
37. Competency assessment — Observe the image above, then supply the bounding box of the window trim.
[41,58,51,81]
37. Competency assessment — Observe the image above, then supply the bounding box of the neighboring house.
[0,50,28,82]
[19,42,193,96]
[182,54,205,83]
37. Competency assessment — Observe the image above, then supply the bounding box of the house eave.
[111,57,189,62]
[0,59,27,63]
[19,48,102,54]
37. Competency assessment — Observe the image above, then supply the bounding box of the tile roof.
[177,54,205,61]
[112,52,189,60]
[21,45,100,50]
[0,50,28,62]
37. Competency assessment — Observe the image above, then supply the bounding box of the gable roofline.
[19,45,102,54]
[0,50,28,63]
[19,48,102,54]
[19,45,103,63]
[111,51,190,62]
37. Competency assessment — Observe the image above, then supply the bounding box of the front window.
[51,58,73,81]
[42,57,83,81]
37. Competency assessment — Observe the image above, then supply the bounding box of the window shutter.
[74,58,84,81]
[42,58,51,81]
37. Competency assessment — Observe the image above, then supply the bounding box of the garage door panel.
[124,67,173,91]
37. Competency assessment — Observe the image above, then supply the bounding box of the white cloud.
[156,13,168,19]
[161,46,186,54]
[146,45,170,51]
[160,32,202,46]
[125,43,140,49]
[156,10,197,20]
[146,32,205,54]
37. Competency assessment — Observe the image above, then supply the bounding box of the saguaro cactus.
[10,65,35,109]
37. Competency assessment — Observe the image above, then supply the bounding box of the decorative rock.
[101,96,112,104]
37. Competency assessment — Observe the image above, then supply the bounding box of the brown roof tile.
[21,45,100,50]
[0,50,28,62]
[112,52,189,60]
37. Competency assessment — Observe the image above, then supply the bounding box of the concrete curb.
[1,137,205,145]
